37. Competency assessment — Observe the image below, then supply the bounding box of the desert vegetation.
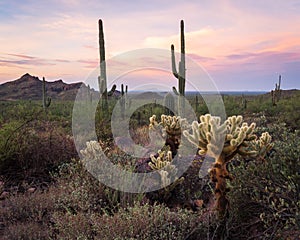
[0,89,299,239]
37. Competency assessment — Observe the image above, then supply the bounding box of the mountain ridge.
[0,73,90,101]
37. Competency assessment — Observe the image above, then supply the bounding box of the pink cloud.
[6,53,36,59]
[77,59,98,68]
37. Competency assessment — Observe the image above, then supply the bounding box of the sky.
[0,0,300,91]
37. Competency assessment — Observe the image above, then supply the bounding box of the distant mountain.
[130,91,165,100]
[0,73,96,101]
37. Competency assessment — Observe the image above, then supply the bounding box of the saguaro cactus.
[241,94,247,109]
[98,19,116,113]
[98,19,107,109]
[42,77,51,109]
[171,20,186,96]
[164,93,175,116]
[119,84,129,119]
[107,84,117,97]
[171,20,186,114]
[271,75,282,106]
[183,114,273,219]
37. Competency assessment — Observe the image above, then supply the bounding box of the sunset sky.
[1,0,300,91]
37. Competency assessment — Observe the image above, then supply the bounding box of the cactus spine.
[171,20,186,114]
[42,77,51,109]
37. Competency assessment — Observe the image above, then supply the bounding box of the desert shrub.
[0,190,54,240]
[1,191,54,223]
[53,158,145,215]
[2,222,50,240]
[223,96,243,116]
[0,119,77,183]
[51,203,205,240]
[1,158,146,239]
[227,126,300,239]
[276,96,300,130]
[50,158,206,239]
[52,159,110,215]
[0,101,41,123]
[51,211,94,240]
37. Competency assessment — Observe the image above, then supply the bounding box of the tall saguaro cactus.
[98,19,108,111]
[171,20,186,96]
[171,20,186,114]
[42,77,51,109]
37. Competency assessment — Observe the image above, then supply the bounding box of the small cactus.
[241,94,247,109]
[119,84,130,119]
[271,75,282,106]
[148,148,184,191]
[42,77,51,109]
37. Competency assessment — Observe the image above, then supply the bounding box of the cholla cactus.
[149,114,191,157]
[148,148,184,190]
[184,114,272,161]
[80,141,104,162]
[149,149,173,170]
[183,114,273,218]
[149,114,190,138]
[253,132,273,159]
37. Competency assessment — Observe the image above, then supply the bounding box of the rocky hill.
[0,73,93,101]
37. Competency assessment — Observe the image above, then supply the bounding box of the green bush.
[227,126,300,239]
[0,119,77,183]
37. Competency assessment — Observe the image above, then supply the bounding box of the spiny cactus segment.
[183,114,273,218]
[148,148,184,189]
[149,114,190,138]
